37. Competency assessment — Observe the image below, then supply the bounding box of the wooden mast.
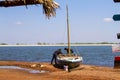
[66,5,71,55]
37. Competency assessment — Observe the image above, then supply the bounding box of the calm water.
[0,46,119,67]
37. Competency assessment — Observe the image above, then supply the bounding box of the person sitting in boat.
[51,49,63,65]
[64,48,74,54]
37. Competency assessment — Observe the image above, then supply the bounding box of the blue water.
[0,46,119,67]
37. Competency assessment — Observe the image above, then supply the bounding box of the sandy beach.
[0,61,120,80]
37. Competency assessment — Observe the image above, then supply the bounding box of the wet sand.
[0,61,120,80]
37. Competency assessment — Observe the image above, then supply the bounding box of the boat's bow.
[56,54,83,68]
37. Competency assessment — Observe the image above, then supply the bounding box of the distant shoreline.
[0,44,114,47]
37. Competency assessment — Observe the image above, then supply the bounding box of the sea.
[0,46,119,67]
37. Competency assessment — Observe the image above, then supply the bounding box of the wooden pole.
[0,0,59,18]
[66,5,71,55]
[0,0,44,7]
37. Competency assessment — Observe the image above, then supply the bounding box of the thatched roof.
[0,0,60,18]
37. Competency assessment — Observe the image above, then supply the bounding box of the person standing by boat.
[64,48,74,53]
[51,49,62,65]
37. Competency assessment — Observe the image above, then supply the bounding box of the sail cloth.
[112,44,120,53]
[0,0,60,18]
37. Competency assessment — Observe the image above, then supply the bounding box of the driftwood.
[0,0,60,18]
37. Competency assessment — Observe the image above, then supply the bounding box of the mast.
[66,5,71,55]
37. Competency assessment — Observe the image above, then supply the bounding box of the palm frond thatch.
[0,0,60,18]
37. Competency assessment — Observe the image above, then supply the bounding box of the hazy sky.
[0,0,120,44]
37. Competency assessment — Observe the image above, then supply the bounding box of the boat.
[55,5,83,69]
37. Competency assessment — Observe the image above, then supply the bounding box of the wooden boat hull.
[56,60,81,68]
[56,55,83,69]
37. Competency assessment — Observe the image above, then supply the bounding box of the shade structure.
[0,0,60,18]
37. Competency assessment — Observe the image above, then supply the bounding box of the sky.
[0,0,120,44]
